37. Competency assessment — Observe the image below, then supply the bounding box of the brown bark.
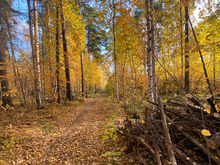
[0,36,13,107]
[180,6,184,94]
[120,131,161,164]
[206,95,216,112]
[45,0,54,98]
[213,46,216,88]
[158,96,177,165]
[167,115,220,165]
[175,125,220,165]
[185,93,201,107]
[185,1,189,93]
[113,0,119,103]
[60,0,72,101]
[173,147,198,165]
[56,1,61,104]
[80,49,84,97]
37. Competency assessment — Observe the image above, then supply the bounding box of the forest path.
[1,95,113,165]
[42,96,106,164]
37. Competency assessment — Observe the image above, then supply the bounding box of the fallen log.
[185,93,203,108]
[158,96,177,165]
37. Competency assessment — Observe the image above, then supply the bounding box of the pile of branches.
[116,93,220,165]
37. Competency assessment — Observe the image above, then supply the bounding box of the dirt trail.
[42,97,105,164]
[1,96,111,165]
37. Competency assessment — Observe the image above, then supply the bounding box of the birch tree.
[145,0,158,112]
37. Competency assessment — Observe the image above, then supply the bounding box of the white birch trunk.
[34,0,42,105]
[146,0,158,113]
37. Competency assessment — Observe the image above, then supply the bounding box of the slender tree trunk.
[123,46,128,112]
[16,62,26,105]
[129,48,135,112]
[146,0,153,111]
[45,0,54,99]
[56,1,61,104]
[7,21,26,105]
[185,1,189,93]
[0,37,13,107]
[60,0,72,101]
[34,0,42,104]
[180,6,184,94]
[187,13,214,96]
[143,41,147,95]
[80,48,84,97]
[145,0,158,113]
[27,0,41,107]
[113,0,119,103]
[78,2,85,98]
[151,0,158,105]
[213,42,216,88]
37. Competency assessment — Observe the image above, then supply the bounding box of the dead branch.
[170,119,220,165]
[158,96,177,165]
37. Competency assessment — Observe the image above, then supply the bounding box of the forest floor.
[0,94,142,165]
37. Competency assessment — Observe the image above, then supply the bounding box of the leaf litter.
[0,96,126,164]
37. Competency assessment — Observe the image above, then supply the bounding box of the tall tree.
[180,6,184,94]
[80,48,85,96]
[146,0,158,112]
[113,0,119,103]
[56,0,61,104]
[60,0,72,101]
[185,0,189,92]
[33,0,42,105]
[0,0,20,107]
[78,0,85,97]
[7,19,26,105]
[0,37,13,107]
[27,0,42,107]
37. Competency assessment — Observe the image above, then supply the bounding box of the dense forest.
[1,0,220,164]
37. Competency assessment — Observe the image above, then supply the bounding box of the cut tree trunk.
[185,93,202,107]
